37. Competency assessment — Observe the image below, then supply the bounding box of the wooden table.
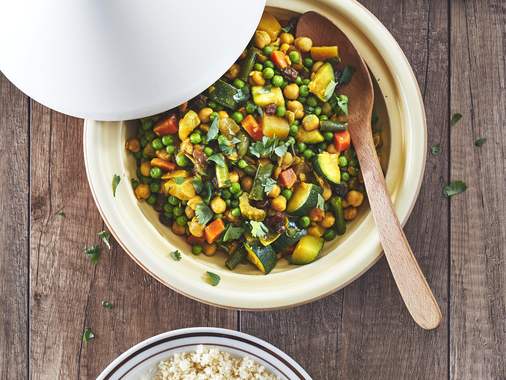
[1,1,504,379]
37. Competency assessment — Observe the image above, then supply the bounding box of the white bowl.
[97,327,311,379]
[84,0,426,310]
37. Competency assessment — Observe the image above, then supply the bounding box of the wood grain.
[450,1,506,379]
[0,74,29,380]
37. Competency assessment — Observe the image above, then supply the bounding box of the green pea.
[303,57,314,68]
[262,67,275,79]
[231,208,241,217]
[162,135,174,146]
[131,179,140,189]
[341,172,350,181]
[150,182,160,193]
[338,156,348,167]
[281,189,293,200]
[232,111,244,123]
[297,142,307,152]
[133,151,143,160]
[173,207,184,217]
[175,215,188,226]
[166,145,176,154]
[305,106,315,114]
[190,132,202,144]
[317,142,326,152]
[204,147,214,156]
[298,96,307,104]
[289,124,298,137]
[276,106,286,117]
[280,80,287,89]
[299,85,309,97]
[272,75,284,87]
[254,63,263,71]
[225,199,231,207]
[146,195,156,205]
[150,167,162,178]
[299,216,311,228]
[230,199,239,208]
[288,51,300,64]
[175,153,190,167]
[210,112,219,121]
[324,132,334,142]
[192,245,203,255]
[263,46,274,56]
[168,195,179,206]
[302,78,311,85]
[151,138,164,150]
[207,101,217,109]
[314,106,322,116]
[295,76,303,85]
[306,96,318,107]
[163,204,173,214]
[233,79,245,88]
[238,159,248,169]
[221,189,232,200]
[245,102,256,114]
[303,149,314,159]
[230,182,241,194]
[319,115,329,121]
[264,60,274,69]
[323,229,337,241]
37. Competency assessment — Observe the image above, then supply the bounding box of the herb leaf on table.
[84,245,100,264]
[195,203,214,225]
[450,113,463,126]
[82,328,95,342]
[474,137,486,147]
[443,180,467,198]
[97,231,111,250]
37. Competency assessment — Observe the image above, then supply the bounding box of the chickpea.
[308,225,326,238]
[199,123,209,133]
[287,100,304,119]
[344,207,358,221]
[312,61,325,73]
[294,37,313,52]
[134,184,150,200]
[171,222,186,236]
[250,71,266,86]
[268,184,281,198]
[342,199,350,208]
[280,43,290,53]
[326,144,337,154]
[241,176,253,192]
[322,102,333,116]
[210,196,227,214]
[188,217,204,237]
[283,83,300,100]
[203,243,217,256]
[271,195,287,212]
[229,171,240,183]
[125,138,140,153]
[226,63,240,80]
[218,111,229,119]
[254,30,271,49]
[198,107,213,123]
[346,190,365,207]
[320,212,335,228]
[140,161,151,177]
[187,196,202,210]
[280,32,295,45]
[156,149,170,161]
[302,114,320,131]
[285,110,296,124]
[185,206,195,219]
[309,207,325,222]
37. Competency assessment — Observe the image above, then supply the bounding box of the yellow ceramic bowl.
[84,0,426,310]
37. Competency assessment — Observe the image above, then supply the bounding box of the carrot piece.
[150,158,176,171]
[271,50,288,69]
[204,219,225,244]
[241,114,263,141]
[153,114,178,136]
[334,130,351,152]
[278,168,297,189]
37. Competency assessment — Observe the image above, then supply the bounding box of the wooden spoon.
[297,12,442,330]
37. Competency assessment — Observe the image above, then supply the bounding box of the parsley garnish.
[84,245,100,264]
[82,327,95,342]
[249,221,269,238]
[205,116,219,143]
[170,250,182,261]
[195,203,214,225]
[112,174,121,197]
[206,271,221,286]
[431,144,442,156]
[207,153,226,167]
[450,113,462,126]
[474,137,486,147]
[338,65,355,86]
[274,144,288,158]
[97,231,111,250]
[218,135,237,156]
[222,225,244,242]
[263,177,278,195]
[101,300,113,309]
[250,136,285,159]
[335,95,349,115]
[443,180,467,198]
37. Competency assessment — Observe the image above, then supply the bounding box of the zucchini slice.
[291,235,324,265]
[286,182,322,216]
[308,62,336,102]
[245,243,277,274]
[272,221,307,251]
[314,152,341,185]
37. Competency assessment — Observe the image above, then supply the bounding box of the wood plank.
[29,106,237,379]
[0,74,29,380]
[450,1,506,379]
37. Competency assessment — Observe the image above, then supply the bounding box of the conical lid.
[0,0,266,120]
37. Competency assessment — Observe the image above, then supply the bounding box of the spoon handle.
[353,132,442,330]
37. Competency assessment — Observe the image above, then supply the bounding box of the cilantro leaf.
[218,135,237,156]
[170,250,182,261]
[82,327,95,342]
[249,136,279,158]
[274,144,288,158]
[101,300,113,309]
[474,137,486,147]
[195,203,214,225]
[206,116,219,143]
[450,113,462,126]
[443,180,467,198]
[338,65,355,86]
[222,225,244,242]
[335,95,349,115]
[202,182,213,204]
[206,271,221,286]
[250,221,269,238]
[112,174,121,197]
[97,230,111,250]
[317,194,325,210]
[84,245,100,264]
[263,177,278,195]
[431,144,441,156]
[207,153,226,167]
